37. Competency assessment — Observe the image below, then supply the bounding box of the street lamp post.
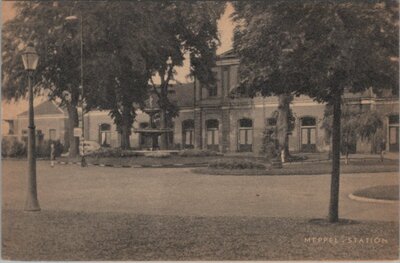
[66,13,87,167]
[21,43,40,211]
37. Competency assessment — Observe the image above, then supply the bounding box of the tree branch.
[149,77,160,98]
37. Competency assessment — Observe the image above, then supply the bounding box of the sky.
[1,2,235,122]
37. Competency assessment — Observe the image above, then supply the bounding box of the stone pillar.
[221,108,230,153]
[194,109,203,149]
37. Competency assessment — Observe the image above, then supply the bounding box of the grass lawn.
[193,159,398,176]
[2,209,398,261]
[353,185,399,201]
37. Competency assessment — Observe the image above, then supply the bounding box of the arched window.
[300,117,316,152]
[388,114,399,152]
[182,120,194,149]
[99,123,111,147]
[238,118,253,152]
[206,119,219,151]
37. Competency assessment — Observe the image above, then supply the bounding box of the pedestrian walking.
[50,142,55,168]
[380,139,386,162]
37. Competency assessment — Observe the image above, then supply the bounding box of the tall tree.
[145,2,226,149]
[322,105,384,164]
[2,1,90,157]
[232,0,398,222]
[233,2,303,162]
[2,2,157,150]
[83,2,152,149]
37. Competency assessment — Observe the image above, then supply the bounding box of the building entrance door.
[206,119,219,152]
[388,115,399,152]
[301,128,316,152]
[238,118,253,152]
[300,117,316,152]
[389,126,399,152]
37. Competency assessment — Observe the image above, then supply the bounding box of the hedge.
[208,159,266,170]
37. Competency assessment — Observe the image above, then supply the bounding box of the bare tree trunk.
[329,94,341,223]
[160,108,168,150]
[277,94,291,162]
[120,123,131,150]
[284,132,290,158]
[67,104,79,158]
[119,106,132,150]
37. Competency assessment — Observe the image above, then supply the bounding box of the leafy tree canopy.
[233,0,398,101]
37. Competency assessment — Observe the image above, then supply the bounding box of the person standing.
[50,142,55,168]
[380,139,386,162]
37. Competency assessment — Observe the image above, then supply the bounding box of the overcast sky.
[1,2,235,121]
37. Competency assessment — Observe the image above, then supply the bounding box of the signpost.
[73,127,82,137]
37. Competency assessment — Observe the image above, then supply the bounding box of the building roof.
[144,82,195,109]
[18,100,65,117]
[217,49,237,60]
[170,83,195,107]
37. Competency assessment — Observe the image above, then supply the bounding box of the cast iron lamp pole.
[22,43,40,211]
[66,13,87,167]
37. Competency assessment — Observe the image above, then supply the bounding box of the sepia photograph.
[1,0,399,261]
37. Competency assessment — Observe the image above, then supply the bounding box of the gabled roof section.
[18,100,65,117]
[217,49,238,60]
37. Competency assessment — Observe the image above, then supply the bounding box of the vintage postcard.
[1,0,399,261]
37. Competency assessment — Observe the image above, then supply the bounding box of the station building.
[5,50,399,154]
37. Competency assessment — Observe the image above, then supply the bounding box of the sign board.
[73,128,82,137]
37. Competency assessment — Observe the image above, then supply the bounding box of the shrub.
[286,155,308,162]
[178,149,222,157]
[260,127,279,160]
[208,159,266,170]
[144,151,171,158]
[2,138,64,158]
[85,148,143,158]
[2,137,26,157]
[36,140,64,158]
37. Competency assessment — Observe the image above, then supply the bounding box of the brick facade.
[7,51,399,154]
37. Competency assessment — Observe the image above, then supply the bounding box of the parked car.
[79,140,101,155]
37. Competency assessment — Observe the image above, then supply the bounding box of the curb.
[56,161,207,168]
[348,193,399,204]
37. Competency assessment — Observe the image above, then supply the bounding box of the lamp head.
[21,42,39,71]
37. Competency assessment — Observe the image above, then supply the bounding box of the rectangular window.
[207,130,218,145]
[208,84,217,97]
[239,129,246,144]
[207,71,218,97]
[49,129,56,141]
[207,130,213,145]
[247,130,253,144]
[239,129,253,145]
[390,127,398,144]
[185,130,193,145]
[301,129,308,144]
[309,129,316,144]
[214,130,219,144]
[101,132,111,146]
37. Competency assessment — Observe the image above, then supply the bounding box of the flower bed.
[208,159,266,170]
[85,148,143,158]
